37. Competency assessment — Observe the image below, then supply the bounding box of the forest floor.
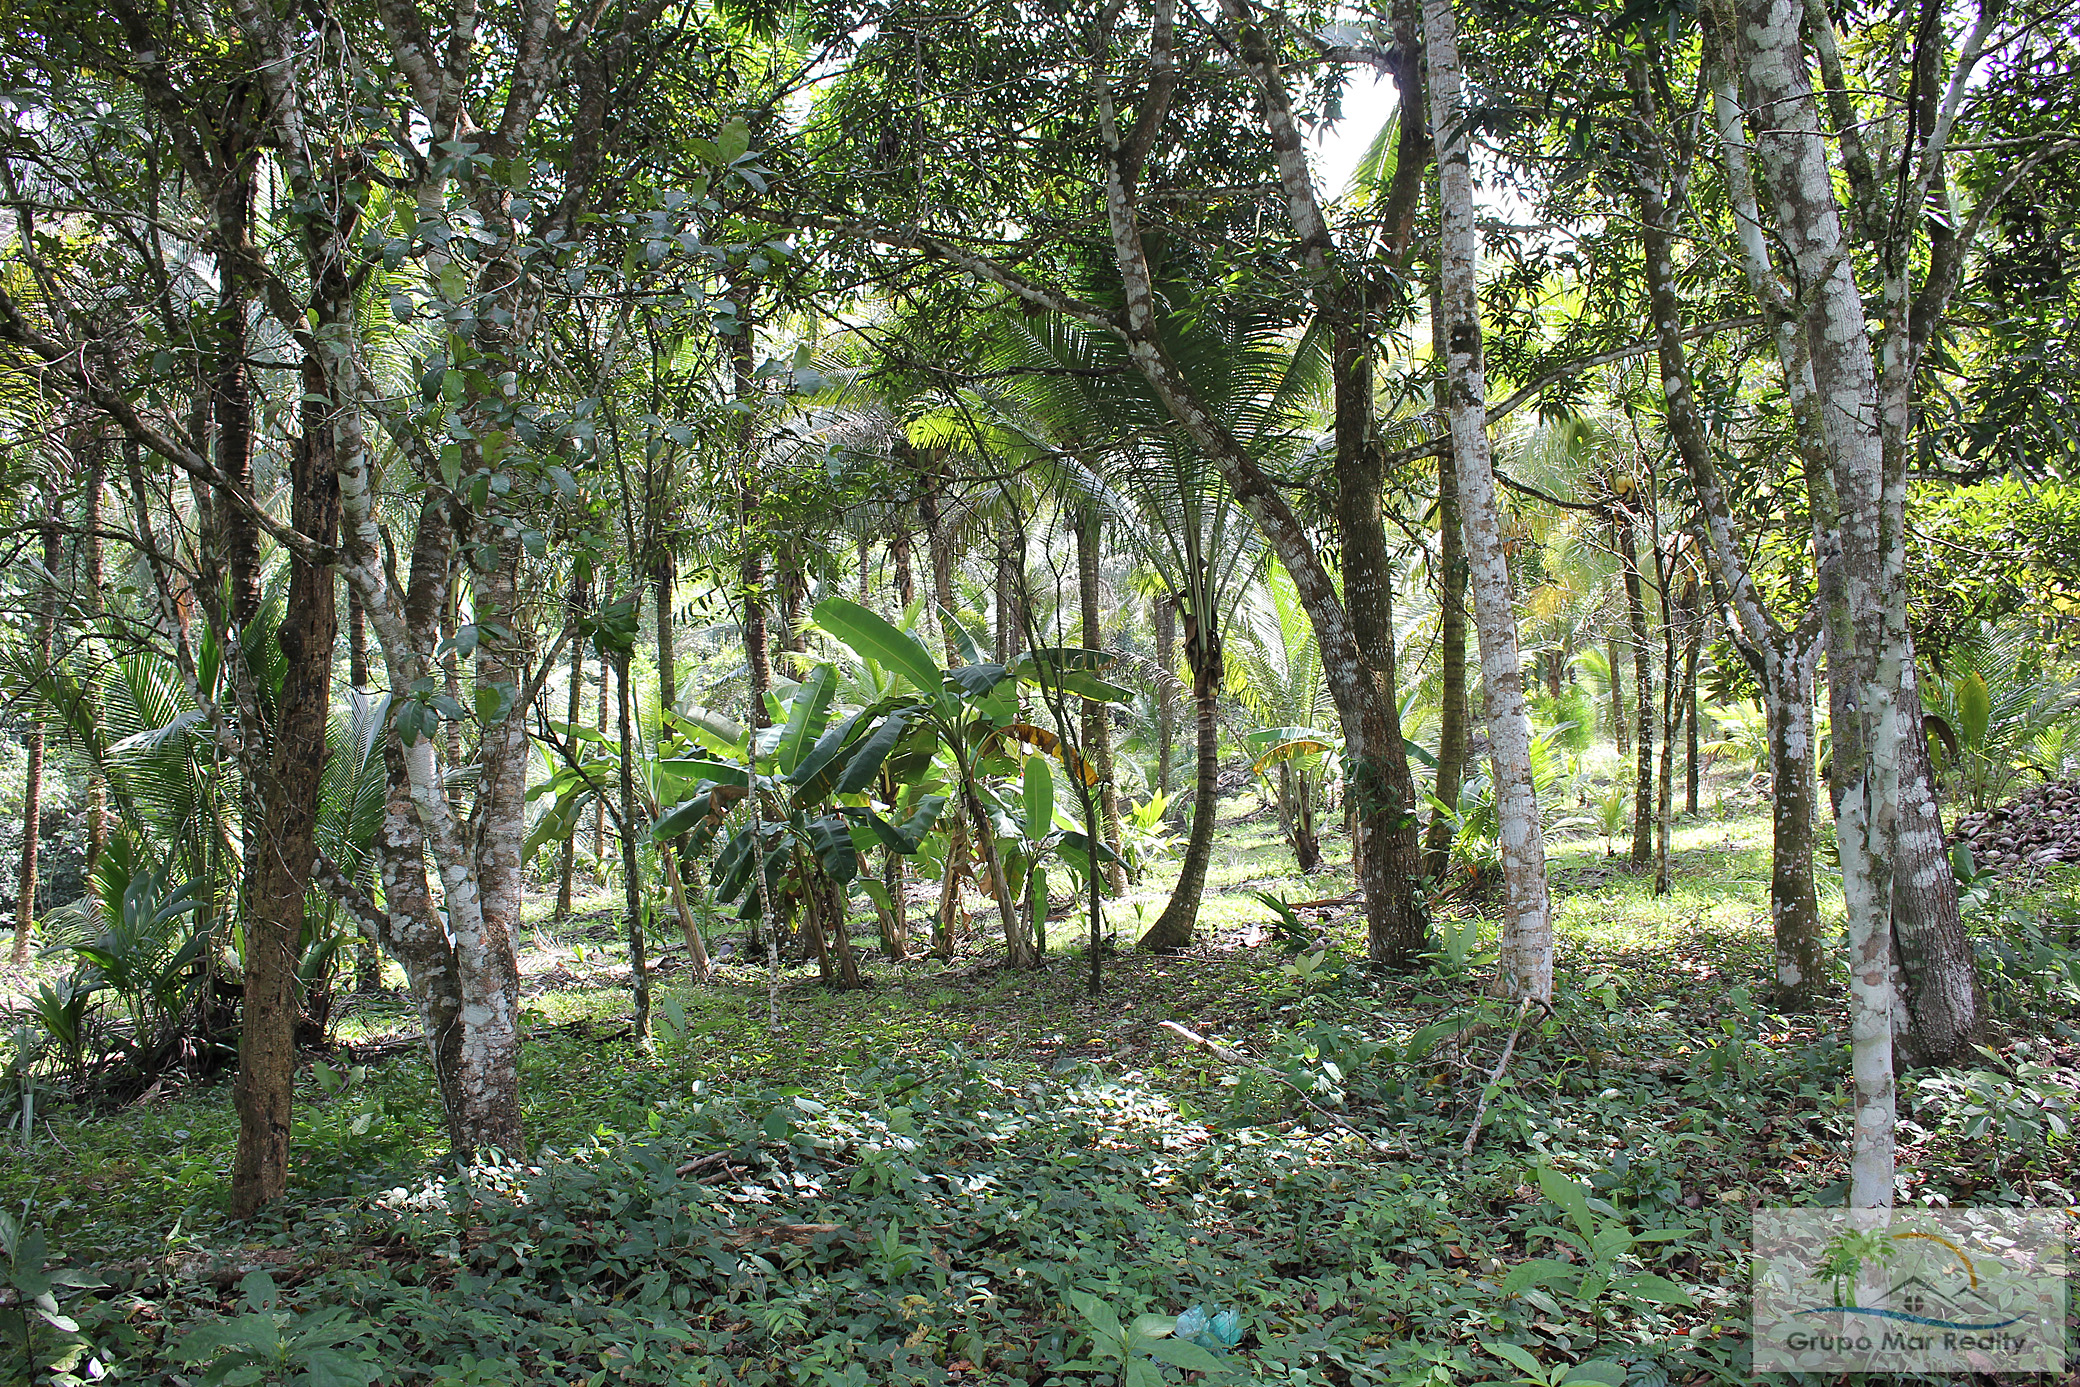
[4,788,2078,1385]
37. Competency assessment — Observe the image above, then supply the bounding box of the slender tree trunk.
[1154,596,1177,800]
[1610,631,1629,754]
[659,839,713,982]
[881,847,909,960]
[1618,514,1656,867]
[1763,639,1825,1008]
[81,434,107,883]
[556,577,588,923]
[1726,0,1901,1205]
[655,551,677,718]
[349,572,382,993]
[994,520,1018,664]
[891,519,916,612]
[959,753,1033,967]
[1141,684,1217,950]
[1654,577,1689,897]
[456,530,529,1156]
[1424,0,1552,1001]
[733,333,772,722]
[1642,53,1827,1006]
[231,389,342,1218]
[1074,508,1126,894]
[919,463,959,666]
[348,587,370,689]
[616,650,651,1042]
[11,501,59,967]
[1223,0,1427,966]
[1890,719,1980,1065]
[1685,636,1701,815]
[1424,289,1471,884]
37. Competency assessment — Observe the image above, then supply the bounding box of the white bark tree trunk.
[1421,0,1553,1003]
[1724,0,1902,1206]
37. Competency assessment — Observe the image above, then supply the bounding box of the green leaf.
[1560,1363,1629,1387]
[652,783,747,843]
[474,680,517,726]
[786,708,869,803]
[815,597,945,695]
[938,605,985,667]
[1129,1314,1176,1340]
[1956,670,1992,751]
[1535,1165,1598,1241]
[1404,1013,1476,1061]
[834,709,916,795]
[1489,1343,1546,1378]
[946,663,1011,701]
[1069,1289,1123,1341]
[862,796,948,853]
[777,665,837,773]
[807,815,858,884]
[1022,756,1054,837]
[1501,1258,1581,1297]
[1012,648,1134,703]
[1612,1271,1698,1307]
[1250,737,1335,775]
[675,704,747,756]
[298,1349,380,1387]
[1145,1336,1231,1373]
[716,117,751,163]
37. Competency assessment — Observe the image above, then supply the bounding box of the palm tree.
[977,302,1314,948]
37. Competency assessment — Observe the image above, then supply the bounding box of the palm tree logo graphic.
[1799,1227,2023,1331]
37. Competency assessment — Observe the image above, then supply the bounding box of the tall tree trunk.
[891,516,916,611]
[1618,514,1656,867]
[1685,635,1701,815]
[81,433,107,883]
[1763,639,1825,1008]
[1340,404,1426,966]
[660,839,713,982]
[994,519,1018,664]
[655,550,677,718]
[880,846,909,960]
[1726,0,1902,1206]
[555,576,588,924]
[457,529,529,1156]
[1652,51,1831,1008]
[1890,722,1980,1065]
[11,499,58,967]
[1141,679,1218,950]
[1654,575,1689,897]
[1075,508,1126,894]
[920,463,960,666]
[232,388,342,1218]
[733,332,772,722]
[1609,631,1629,755]
[594,658,610,861]
[348,586,370,689]
[1154,595,1177,800]
[616,650,651,1042]
[1424,290,1471,885]
[1424,0,1553,1001]
[1224,0,1427,967]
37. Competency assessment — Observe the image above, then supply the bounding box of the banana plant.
[720,596,1130,970]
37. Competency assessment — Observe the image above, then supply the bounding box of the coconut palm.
[975,299,1321,948]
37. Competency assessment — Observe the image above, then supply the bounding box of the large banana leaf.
[776,665,838,772]
[1012,648,1133,704]
[813,597,943,695]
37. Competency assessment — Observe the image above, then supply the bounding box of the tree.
[1422,0,1554,1002]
